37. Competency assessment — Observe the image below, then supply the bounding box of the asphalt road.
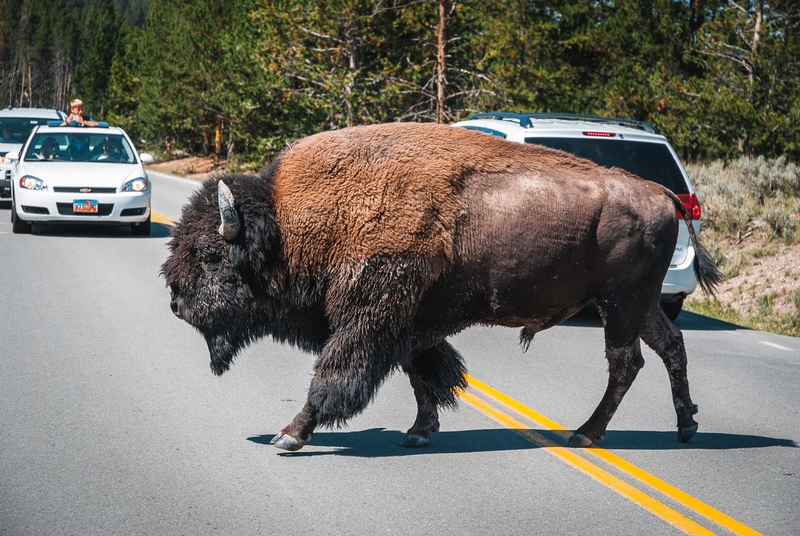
[1,171,798,535]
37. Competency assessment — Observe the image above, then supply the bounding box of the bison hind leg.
[400,341,467,448]
[640,303,699,443]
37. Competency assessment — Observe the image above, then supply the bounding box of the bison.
[162,122,720,452]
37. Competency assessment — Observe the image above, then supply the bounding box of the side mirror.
[139,152,154,164]
[5,151,19,162]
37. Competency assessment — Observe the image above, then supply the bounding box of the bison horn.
[218,180,241,241]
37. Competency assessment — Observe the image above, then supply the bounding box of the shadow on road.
[562,302,744,332]
[247,427,795,457]
[2,220,172,238]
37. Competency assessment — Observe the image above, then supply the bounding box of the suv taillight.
[677,193,701,220]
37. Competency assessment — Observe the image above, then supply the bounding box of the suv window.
[0,118,56,145]
[524,137,689,194]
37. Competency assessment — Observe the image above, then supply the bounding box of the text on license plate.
[73,199,98,213]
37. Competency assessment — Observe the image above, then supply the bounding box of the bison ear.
[218,180,241,241]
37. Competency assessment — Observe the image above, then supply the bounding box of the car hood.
[0,142,23,154]
[20,161,146,188]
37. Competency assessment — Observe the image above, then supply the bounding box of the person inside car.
[1,125,16,142]
[66,134,91,161]
[60,99,99,127]
[91,137,120,161]
[35,138,61,160]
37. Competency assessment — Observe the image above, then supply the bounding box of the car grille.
[56,203,114,216]
[53,187,118,194]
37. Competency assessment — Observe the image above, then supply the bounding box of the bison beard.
[161,122,721,452]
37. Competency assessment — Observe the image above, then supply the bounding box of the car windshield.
[24,133,136,164]
[0,118,56,145]
[524,137,690,194]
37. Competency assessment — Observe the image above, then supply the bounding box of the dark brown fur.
[162,122,720,451]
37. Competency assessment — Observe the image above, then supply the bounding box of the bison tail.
[693,240,723,297]
[666,189,723,297]
[664,188,722,296]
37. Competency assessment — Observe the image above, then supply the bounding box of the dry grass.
[684,157,800,336]
[147,155,222,181]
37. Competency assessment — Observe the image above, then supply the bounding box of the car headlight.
[19,175,47,191]
[0,155,10,164]
[121,177,149,192]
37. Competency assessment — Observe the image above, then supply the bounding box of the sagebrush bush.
[763,209,796,241]
[687,157,800,244]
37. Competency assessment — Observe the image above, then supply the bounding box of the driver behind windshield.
[36,137,60,161]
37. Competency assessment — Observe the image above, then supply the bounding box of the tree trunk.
[750,0,763,85]
[28,64,33,107]
[345,22,359,128]
[435,0,448,124]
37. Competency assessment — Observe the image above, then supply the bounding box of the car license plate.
[73,199,98,213]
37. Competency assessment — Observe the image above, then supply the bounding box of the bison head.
[161,173,283,375]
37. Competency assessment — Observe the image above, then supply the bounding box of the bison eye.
[170,283,180,295]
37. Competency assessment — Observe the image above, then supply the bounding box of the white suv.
[451,112,702,320]
[1,107,68,199]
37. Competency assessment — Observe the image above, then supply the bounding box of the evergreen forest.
[1,0,798,169]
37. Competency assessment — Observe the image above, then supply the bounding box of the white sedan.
[9,124,154,235]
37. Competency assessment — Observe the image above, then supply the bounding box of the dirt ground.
[148,156,220,182]
[694,239,800,317]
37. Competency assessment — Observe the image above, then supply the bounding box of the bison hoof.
[678,423,698,444]
[399,433,430,448]
[270,432,305,452]
[567,432,594,448]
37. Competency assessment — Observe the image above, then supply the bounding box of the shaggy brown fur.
[162,122,720,452]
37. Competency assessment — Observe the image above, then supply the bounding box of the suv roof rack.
[466,112,659,134]
[467,112,534,128]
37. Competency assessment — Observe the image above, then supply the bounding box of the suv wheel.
[661,298,684,322]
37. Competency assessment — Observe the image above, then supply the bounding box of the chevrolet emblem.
[80,188,92,193]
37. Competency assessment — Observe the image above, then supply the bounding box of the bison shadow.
[564,302,743,332]
[247,428,796,457]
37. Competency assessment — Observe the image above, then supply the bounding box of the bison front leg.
[400,341,468,448]
[640,304,698,443]
[270,327,404,452]
[272,257,433,452]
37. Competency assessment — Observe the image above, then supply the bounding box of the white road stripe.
[759,341,794,351]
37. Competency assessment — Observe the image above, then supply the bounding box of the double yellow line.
[462,375,760,535]
[151,210,174,227]
[153,208,758,534]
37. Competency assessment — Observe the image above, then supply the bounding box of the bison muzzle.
[162,122,720,452]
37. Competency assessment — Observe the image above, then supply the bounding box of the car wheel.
[131,216,151,236]
[661,298,684,322]
[11,200,31,234]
